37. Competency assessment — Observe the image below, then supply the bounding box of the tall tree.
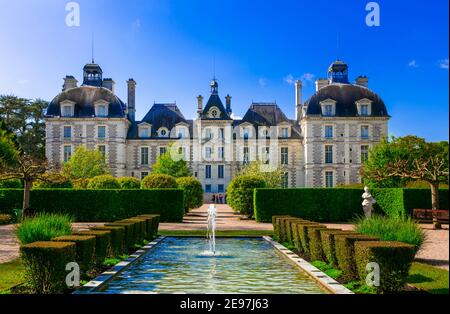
[62,146,109,180]
[236,161,283,188]
[361,136,449,229]
[0,95,48,159]
[152,145,192,178]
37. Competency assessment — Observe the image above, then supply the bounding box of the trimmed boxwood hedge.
[335,234,380,280]
[320,229,357,267]
[355,241,416,294]
[119,218,147,244]
[0,189,184,222]
[20,241,77,294]
[308,226,336,261]
[284,218,306,244]
[104,222,136,250]
[72,230,111,267]
[297,223,325,257]
[91,226,124,257]
[51,235,96,279]
[254,188,449,222]
[272,215,291,241]
[135,215,160,240]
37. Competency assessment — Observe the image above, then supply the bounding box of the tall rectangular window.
[281,127,289,138]
[62,106,72,117]
[218,184,224,193]
[325,145,333,164]
[325,171,334,188]
[325,125,333,139]
[218,147,224,160]
[262,147,270,164]
[205,184,212,193]
[98,145,106,158]
[243,127,249,140]
[98,126,106,138]
[219,128,224,139]
[361,145,369,162]
[361,125,369,139]
[281,147,288,165]
[218,165,224,179]
[97,105,107,117]
[63,145,72,162]
[63,126,72,139]
[243,147,249,164]
[323,105,333,116]
[140,147,149,165]
[281,172,289,188]
[159,147,167,155]
[205,128,212,139]
[205,165,212,179]
[205,147,212,159]
[360,105,369,116]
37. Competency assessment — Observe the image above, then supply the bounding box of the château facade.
[45,60,390,192]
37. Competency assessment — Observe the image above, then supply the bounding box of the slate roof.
[46,86,126,118]
[200,94,231,120]
[304,83,389,117]
[240,103,290,126]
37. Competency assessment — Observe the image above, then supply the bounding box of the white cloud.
[230,113,242,120]
[439,58,449,70]
[131,19,141,29]
[301,73,315,82]
[18,79,29,84]
[408,60,419,68]
[283,74,294,85]
[258,78,267,86]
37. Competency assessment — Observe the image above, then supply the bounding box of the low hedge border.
[308,226,336,261]
[272,215,291,241]
[297,223,326,257]
[72,230,111,267]
[51,235,96,279]
[355,241,416,294]
[91,226,125,257]
[135,215,160,240]
[320,229,357,267]
[284,218,306,244]
[20,241,77,294]
[335,234,380,280]
[104,222,136,250]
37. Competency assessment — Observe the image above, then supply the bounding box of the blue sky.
[0,0,448,141]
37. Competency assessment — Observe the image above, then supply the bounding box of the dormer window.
[260,127,270,139]
[324,105,333,116]
[158,127,169,137]
[60,100,75,117]
[97,105,107,117]
[281,127,289,138]
[320,99,336,117]
[360,105,369,116]
[356,99,372,116]
[138,123,151,138]
[208,106,220,119]
[62,106,72,117]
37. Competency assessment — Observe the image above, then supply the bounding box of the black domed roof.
[46,86,126,118]
[304,83,389,117]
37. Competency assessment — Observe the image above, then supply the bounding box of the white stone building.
[45,59,389,191]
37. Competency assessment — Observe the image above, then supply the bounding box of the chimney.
[127,79,136,122]
[197,95,203,117]
[102,78,115,93]
[315,78,328,92]
[225,94,232,114]
[295,80,302,121]
[355,76,369,88]
[62,76,78,91]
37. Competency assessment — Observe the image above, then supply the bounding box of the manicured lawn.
[408,262,449,294]
[159,230,273,237]
[0,259,25,293]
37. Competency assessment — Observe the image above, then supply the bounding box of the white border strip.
[263,236,354,295]
[73,236,166,294]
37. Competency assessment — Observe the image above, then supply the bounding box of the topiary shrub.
[71,178,91,189]
[297,222,326,257]
[335,234,380,280]
[87,175,120,189]
[272,215,291,241]
[20,241,77,294]
[119,218,147,244]
[51,235,96,278]
[91,226,125,257]
[16,213,73,245]
[285,218,306,245]
[355,215,425,253]
[176,177,203,212]
[72,230,111,267]
[0,179,23,188]
[33,172,72,189]
[135,214,160,240]
[141,174,178,189]
[227,175,266,218]
[308,226,335,261]
[117,177,141,189]
[355,241,416,293]
[105,222,136,250]
[320,229,357,267]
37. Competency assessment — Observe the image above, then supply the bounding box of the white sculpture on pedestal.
[362,186,376,218]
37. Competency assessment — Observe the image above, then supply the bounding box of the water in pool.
[98,237,328,294]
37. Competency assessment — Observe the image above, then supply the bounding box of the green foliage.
[73,230,111,267]
[33,172,72,189]
[0,214,12,225]
[320,229,356,267]
[141,173,178,189]
[16,213,73,245]
[297,223,325,256]
[354,215,426,253]
[355,241,416,293]
[308,226,333,261]
[227,175,266,218]
[63,146,109,180]
[0,179,22,188]
[271,215,291,241]
[176,176,203,212]
[20,241,76,294]
[117,177,141,189]
[71,178,91,189]
[254,188,449,222]
[152,147,192,178]
[310,261,343,280]
[51,235,96,278]
[135,214,160,239]
[408,262,450,294]
[104,222,136,250]
[87,175,120,189]
[0,128,18,167]
[0,189,184,222]
[335,234,380,281]
[91,226,125,257]
[236,161,283,187]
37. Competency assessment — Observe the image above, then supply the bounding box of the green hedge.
[254,188,449,222]
[355,241,416,294]
[0,189,184,222]
[72,230,111,267]
[308,226,335,261]
[91,226,124,257]
[320,229,357,267]
[136,215,160,239]
[20,241,77,294]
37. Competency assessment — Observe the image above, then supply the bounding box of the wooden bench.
[412,209,449,224]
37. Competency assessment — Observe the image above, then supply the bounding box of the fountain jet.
[206,204,217,254]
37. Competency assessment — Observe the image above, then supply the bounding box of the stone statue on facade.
[362,186,376,218]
